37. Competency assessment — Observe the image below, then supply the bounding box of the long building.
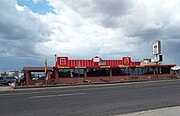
[23,56,175,85]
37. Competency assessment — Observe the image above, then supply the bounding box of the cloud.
[0,0,53,70]
[35,0,141,58]
[52,0,180,63]
[60,0,134,28]
[0,0,179,71]
[32,0,43,3]
[59,0,180,64]
[15,4,24,11]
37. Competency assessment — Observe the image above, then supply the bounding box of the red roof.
[55,56,140,68]
[54,56,175,68]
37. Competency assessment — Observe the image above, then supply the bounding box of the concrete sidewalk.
[14,78,179,89]
[119,106,180,116]
[0,78,178,91]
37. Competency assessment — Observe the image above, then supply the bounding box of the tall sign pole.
[152,41,163,79]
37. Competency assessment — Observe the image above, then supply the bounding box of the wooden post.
[25,71,30,86]
[84,69,87,80]
[110,68,113,81]
[132,68,135,76]
[55,69,59,84]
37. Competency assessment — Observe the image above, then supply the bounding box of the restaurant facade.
[23,56,176,85]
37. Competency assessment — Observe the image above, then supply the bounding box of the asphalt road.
[0,79,180,116]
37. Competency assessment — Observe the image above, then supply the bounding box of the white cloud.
[38,0,180,63]
[46,1,179,60]
[15,4,24,11]
[0,0,180,71]
[33,0,141,58]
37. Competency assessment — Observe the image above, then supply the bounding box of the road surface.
[0,79,180,116]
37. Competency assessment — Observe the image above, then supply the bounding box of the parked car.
[0,76,18,86]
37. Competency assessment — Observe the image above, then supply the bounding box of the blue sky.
[17,0,55,14]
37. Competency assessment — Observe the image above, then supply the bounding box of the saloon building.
[23,56,176,85]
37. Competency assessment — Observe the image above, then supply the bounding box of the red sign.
[122,57,131,66]
[56,57,68,66]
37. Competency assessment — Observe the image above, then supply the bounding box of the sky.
[0,0,179,71]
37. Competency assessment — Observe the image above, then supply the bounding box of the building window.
[58,69,70,77]
[30,72,45,80]
[138,68,143,75]
[58,69,84,78]
[160,67,171,74]
[126,68,132,75]
[87,68,110,77]
[60,58,66,65]
[134,68,143,75]
[112,68,126,76]
[135,68,139,75]
[144,68,154,75]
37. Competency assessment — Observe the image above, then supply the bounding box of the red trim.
[55,56,175,69]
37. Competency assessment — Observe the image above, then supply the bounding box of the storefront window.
[58,69,84,78]
[112,68,126,76]
[138,68,143,75]
[144,68,154,75]
[126,68,132,75]
[135,68,139,75]
[30,72,45,80]
[135,68,143,75]
[87,68,110,77]
[160,67,171,74]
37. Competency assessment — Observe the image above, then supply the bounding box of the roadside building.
[22,67,53,85]
[6,70,19,77]
[171,66,180,78]
[23,56,175,85]
[0,72,4,77]
[0,70,19,77]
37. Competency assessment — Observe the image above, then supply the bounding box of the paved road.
[0,79,180,116]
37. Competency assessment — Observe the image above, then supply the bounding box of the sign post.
[152,41,163,79]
